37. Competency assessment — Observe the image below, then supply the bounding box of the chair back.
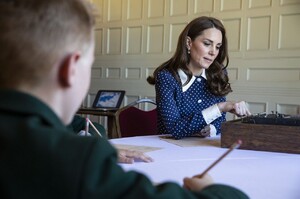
[115,99,157,137]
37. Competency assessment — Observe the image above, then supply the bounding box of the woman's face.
[187,27,222,74]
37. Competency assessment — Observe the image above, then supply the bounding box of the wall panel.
[222,18,241,51]
[106,27,122,54]
[146,25,164,53]
[107,0,122,21]
[247,68,300,81]
[126,26,143,54]
[170,0,188,16]
[125,68,142,79]
[247,16,271,50]
[278,13,300,49]
[94,28,103,55]
[169,23,187,52]
[194,0,214,14]
[220,0,242,11]
[126,0,143,20]
[89,0,300,132]
[249,0,272,8]
[106,68,121,78]
[147,0,165,18]
[280,0,300,6]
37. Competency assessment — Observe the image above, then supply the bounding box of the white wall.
[87,0,300,127]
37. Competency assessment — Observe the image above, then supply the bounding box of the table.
[77,107,118,138]
[110,135,300,199]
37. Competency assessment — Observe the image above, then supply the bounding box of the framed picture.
[92,90,125,109]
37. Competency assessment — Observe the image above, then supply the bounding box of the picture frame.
[92,90,125,109]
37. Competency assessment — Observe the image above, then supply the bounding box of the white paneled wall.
[87,0,300,127]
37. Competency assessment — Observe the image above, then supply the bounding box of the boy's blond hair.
[0,0,96,88]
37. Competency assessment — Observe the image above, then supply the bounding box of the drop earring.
[187,48,190,54]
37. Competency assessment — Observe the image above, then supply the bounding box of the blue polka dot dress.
[155,69,226,139]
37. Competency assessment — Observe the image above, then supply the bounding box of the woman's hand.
[218,101,251,117]
[117,149,154,164]
[231,101,251,116]
[197,125,217,137]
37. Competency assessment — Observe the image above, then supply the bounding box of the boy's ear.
[58,52,81,87]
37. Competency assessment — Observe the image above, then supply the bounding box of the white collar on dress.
[178,69,207,92]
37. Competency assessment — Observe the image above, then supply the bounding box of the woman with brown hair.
[147,16,251,139]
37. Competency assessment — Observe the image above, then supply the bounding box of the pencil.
[85,117,89,136]
[87,118,103,137]
[198,139,242,178]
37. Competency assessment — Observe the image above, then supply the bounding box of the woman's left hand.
[199,125,211,137]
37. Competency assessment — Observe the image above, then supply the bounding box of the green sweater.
[67,115,107,138]
[0,89,249,199]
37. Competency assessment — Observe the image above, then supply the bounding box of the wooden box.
[221,120,300,154]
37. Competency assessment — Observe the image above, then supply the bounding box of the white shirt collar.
[178,69,206,92]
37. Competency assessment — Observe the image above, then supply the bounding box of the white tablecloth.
[110,135,300,199]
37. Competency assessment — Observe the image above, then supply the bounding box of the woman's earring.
[187,48,190,54]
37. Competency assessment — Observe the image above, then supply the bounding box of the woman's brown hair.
[147,16,232,96]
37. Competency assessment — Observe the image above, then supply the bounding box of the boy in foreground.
[0,0,249,198]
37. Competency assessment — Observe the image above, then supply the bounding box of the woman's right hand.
[217,101,251,117]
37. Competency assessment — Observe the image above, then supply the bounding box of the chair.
[115,98,157,138]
